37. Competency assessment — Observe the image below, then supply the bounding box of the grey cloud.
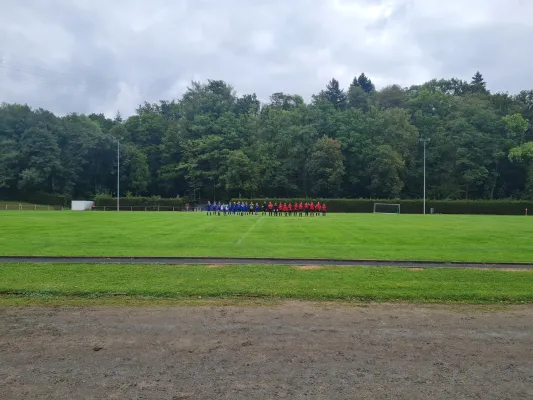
[0,0,532,116]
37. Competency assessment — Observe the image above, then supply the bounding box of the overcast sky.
[1,0,532,117]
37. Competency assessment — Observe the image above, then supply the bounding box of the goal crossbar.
[373,203,401,214]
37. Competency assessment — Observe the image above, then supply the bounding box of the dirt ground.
[1,302,532,400]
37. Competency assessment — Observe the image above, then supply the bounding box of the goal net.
[373,203,400,214]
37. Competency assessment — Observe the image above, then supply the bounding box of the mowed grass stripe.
[1,212,533,262]
[1,263,532,303]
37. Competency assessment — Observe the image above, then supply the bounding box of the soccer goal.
[373,203,401,214]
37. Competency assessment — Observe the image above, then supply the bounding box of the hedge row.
[0,189,70,206]
[234,198,533,215]
[94,195,189,207]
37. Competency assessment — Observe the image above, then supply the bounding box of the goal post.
[373,203,401,214]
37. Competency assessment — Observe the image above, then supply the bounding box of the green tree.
[470,71,487,93]
[318,78,347,110]
[509,142,533,197]
[267,92,304,110]
[306,137,345,196]
[0,137,19,189]
[125,147,150,195]
[17,123,61,192]
[347,85,369,111]
[234,93,260,115]
[375,85,407,109]
[2,75,533,203]
[357,73,375,93]
[502,113,528,142]
[366,145,405,198]
[220,150,260,197]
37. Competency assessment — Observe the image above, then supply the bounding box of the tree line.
[1,71,532,202]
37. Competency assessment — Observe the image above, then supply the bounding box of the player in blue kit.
[206,201,211,215]
[254,202,259,215]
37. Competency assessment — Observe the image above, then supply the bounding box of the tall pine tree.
[357,73,375,93]
[350,76,360,88]
[320,78,347,110]
[470,71,487,93]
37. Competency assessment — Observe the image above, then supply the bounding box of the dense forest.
[1,71,532,202]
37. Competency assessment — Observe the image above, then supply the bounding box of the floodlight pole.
[420,138,430,214]
[117,139,120,212]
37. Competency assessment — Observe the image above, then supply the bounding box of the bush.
[94,194,189,208]
[234,198,533,215]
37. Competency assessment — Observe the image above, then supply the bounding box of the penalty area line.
[236,216,264,245]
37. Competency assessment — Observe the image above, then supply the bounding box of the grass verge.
[1,263,532,305]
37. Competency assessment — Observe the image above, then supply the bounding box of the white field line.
[236,216,264,245]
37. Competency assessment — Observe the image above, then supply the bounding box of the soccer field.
[2,211,533,262]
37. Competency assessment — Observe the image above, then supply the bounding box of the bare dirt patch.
[294,265,323,270]
[206,264,226,268]
[1,302,532,399]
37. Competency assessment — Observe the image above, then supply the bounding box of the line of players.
[207,201,327,216]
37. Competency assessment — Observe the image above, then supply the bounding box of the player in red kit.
[288,203,293,216]
[316,202,321,216]
[304,202,309,216]
[321,203,327,216]
[298,202,303,216]
[309,202,315,215]
[283,203,288,216]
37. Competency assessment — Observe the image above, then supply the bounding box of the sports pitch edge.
[0,256,532,269]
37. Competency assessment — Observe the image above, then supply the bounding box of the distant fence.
[94,195,189,208]
[1,204,65,211]
[0,204,205,212]
[93,206,201,212]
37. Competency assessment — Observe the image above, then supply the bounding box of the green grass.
[2,212,533,262]
[1,263,532,304]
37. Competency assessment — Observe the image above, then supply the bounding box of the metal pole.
[423,140,426,215]
[419,138,430,214]
[117,140,120,212]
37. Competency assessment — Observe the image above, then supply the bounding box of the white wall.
[71,201,94,211]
